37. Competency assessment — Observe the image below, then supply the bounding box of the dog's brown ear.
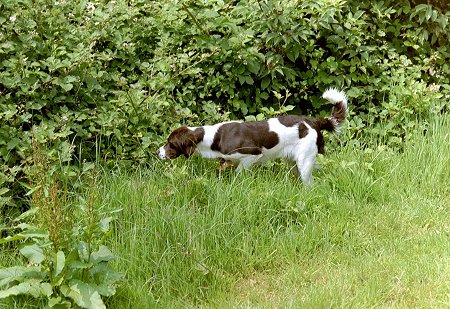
[182,142,196,158]
[170,128,197,158]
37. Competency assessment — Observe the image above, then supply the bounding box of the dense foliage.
[0,0,449,306]
[0,0,449,207]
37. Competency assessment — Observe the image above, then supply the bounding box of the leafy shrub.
[0,0,448,208]
[0,142,121,308]
[0,1,449,306]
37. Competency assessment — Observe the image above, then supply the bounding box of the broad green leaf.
[0,280,52,298]
[20,244,45,264]
[67,260,92,270]
[245,75,254,85]
[238,75,246,85]
[88,264,122,296]
[55,251,65,278]
[89,263,123,286]
[90,246,114,263]
[48,296,62,307]
[94,283,116,297]
[64,280,105,309]
[0,266,37,287]
[60,83,73,92]
[0,266,43,285]
[98,217,112,233]
[193,262,210,275]
[259,91,269,100]
[256,113,265,121]
[284,105,295,111]
[6,138,20,150]
[261,77,271,90]
[246,60,260,74]
[272,91,282,101]
[19,230,49,239]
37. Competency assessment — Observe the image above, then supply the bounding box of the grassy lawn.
[99,116,449,308]
[1,116,448,308]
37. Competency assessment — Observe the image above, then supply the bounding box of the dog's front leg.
[236,155,263,174]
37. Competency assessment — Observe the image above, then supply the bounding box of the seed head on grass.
[30,139,69,251]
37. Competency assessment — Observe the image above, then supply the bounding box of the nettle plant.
[0,143,122,308]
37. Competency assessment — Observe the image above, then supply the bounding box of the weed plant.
[0,143,122,308]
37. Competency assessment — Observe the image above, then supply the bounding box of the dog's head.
[157,126,197,160]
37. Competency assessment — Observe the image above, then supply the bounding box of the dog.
[157,88,348,185]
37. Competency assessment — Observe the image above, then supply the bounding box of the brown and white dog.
[157,88,348,185]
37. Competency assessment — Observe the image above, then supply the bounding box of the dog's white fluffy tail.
[318,88,348,133]
[322,88,348,107]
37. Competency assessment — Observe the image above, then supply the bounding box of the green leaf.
[0,266,41,287]
[15,224,48,239]
[246,60,260,74]
[98,217,112,233]
[261,77,271,90]
[13,207,38,221]
[53,77,74,92]
[0,234,26,244]
[90,246,114,263]
[78,242,89,262]
[0,280,52,299]
[272,91,282,101]
[256,113,265,121]
[63,280,106,309]
[259,91,269,100]
[7,138,20,150]
[48,296,62,307]
[193,261,209,275]
[60,83,74,92]
[284,105,295,111]
[55,251,65,278]
[238,75,246,85]
[20,244,45,264]
[89,264,123,296]
[245,75,254,85]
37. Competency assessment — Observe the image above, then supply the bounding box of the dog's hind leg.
[296,154,316,186]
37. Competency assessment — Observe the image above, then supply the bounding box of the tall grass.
[93,115,449,308]
[1,115,448,308]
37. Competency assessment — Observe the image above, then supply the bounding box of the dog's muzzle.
[156,147,167,160]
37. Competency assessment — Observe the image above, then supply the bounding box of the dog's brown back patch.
[211,121,279,155]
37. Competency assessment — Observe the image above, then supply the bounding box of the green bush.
[0,0,448,210]
[0,1,449,306]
